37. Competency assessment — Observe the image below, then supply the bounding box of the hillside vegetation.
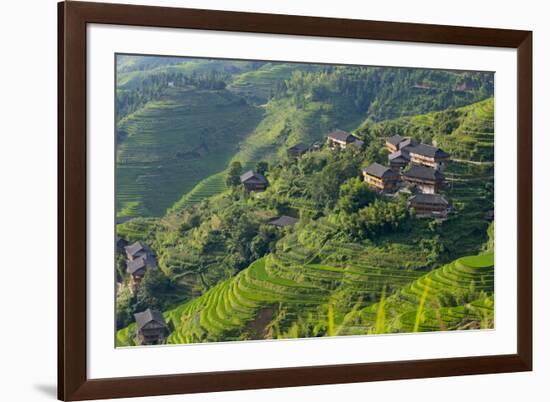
[116,131,493,343]
[116,58,493,217]
[358,97,494,162]
[116,87,262,217]
[117,249,493,346]
[115,56,495,345]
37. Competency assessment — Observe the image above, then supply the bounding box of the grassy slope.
[116,87,262,217]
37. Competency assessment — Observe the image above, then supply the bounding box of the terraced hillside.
[168,171,227,212]
[228,63,317,104]
[365,70,493,121]
[348,253,494,334]
[116,250,493,346]
[117,57,260,90]
[116,117,494,345]
[229,92,365,169]
[117,56,494,218]
[114,56,496,346]
[435,97,494,161]
[117,203,495,346]
[357,97,494,162]
[116,87,262,217]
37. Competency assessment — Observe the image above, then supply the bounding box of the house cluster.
[362,134,452,219]
[235,130,336,225]
[238,133,334,193]
[117,238,168,345]
[240,128,451,220]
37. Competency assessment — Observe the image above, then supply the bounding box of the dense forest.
[114,55,495,345]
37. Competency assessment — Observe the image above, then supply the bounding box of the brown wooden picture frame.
[58,1,532,400]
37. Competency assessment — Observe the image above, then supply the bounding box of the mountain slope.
[116,87,262,217]
[117,58,494,218]
[115,90,495,341]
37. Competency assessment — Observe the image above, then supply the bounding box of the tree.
[136,269,173,312]
[338,177,376,214]
[255,161,269,176]
[226,161,243,187]
[249,225,279,260]
[338,199,410,241]
[116,286,136,329]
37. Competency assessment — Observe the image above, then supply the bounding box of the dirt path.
[246,307,275,340]
[452,158,494,166]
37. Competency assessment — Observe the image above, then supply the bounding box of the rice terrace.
[114,54,495,346]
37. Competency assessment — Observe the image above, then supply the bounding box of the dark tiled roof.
[124,241,144,258]
[288,143,309,153]
[388,150,409,162]
[268,215,299,227]
[409,194,449,206]
[400,138,417,149]
[386,134,404,146]
[134,309,167,332]
[408,143,449,159]
[127,257,147,274]
[240,170,268,184]
[403,165,445,181]
[328,129,355,143]
[362,163,398,179]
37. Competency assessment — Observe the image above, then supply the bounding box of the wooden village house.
[408,194,450,219]
[402,165,445,194]
[327,129,363,150]
[385,134,417,153]
[407,143,450,171]
[287,143,309,158]
[385,134,405,153]
[134,308,169,345]
[362,163,400,193]
[127,256,148,282]
[388,150,410,171]
[124,241,157,287]
[125,241,147,261]
[240,170,269,192]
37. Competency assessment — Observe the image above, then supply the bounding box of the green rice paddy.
[116,88,262,217]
